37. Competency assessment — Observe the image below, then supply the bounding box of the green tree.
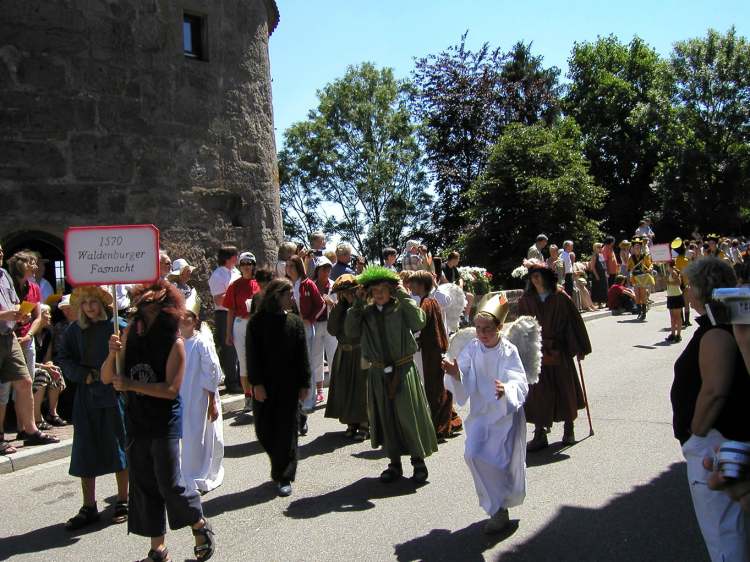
[279,63,430,258]
[656,27,750,235]
[278,121,327,245]
[564,35,671,238]
[411,35,560,250]
[462,119,604,278]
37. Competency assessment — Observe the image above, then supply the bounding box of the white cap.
[168,258,196,278]
[58,294,72,309]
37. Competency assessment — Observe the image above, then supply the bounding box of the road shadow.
[284,476,423,519]
[229,413,254,426]
[298,432,356,460]
[524,442,571,467]
[495,462,707,562]
[394,520,519,562]
[352,448,387,461]
[0,515,112,561]
[223,439,264,459]
[202,480,277,518]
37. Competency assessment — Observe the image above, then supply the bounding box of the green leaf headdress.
[357,265,400,288]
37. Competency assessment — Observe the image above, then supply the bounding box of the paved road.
[0,305,708,562]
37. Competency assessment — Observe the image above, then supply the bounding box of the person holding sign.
[57,286,128,530]
[627,238,655,321]
[102,281,215,562]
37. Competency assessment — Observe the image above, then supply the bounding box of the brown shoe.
[526,430,548,452]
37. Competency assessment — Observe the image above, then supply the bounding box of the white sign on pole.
[650,243,672,263]
[65,224,160,286]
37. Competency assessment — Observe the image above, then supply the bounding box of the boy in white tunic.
[442,294,529,533]
[179,293,225,493]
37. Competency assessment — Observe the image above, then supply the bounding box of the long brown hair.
[258,278,292,314]
[130,280,185,331]
[287,255,307,280]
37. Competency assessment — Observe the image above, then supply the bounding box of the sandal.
[379,462,403,483]
[66,505,100,530]
[23,430,60,445]
[112,500,128,524]
[192,518,216,561]
[48,415,68,427]
[137,548,171,562]
[0,441,17,455]
[35,419,52,431]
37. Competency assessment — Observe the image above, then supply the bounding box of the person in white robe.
[179,294,225,494]
[442,293,529,533]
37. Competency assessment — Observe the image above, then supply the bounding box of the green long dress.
[345,288,438,460]
[324,300,369,426]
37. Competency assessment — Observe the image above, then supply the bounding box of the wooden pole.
[577,357,594,436]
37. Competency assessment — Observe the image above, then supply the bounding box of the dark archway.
[1,230,68,295]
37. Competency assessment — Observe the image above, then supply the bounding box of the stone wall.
[0,0,283,286]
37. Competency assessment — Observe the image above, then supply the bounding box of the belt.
[340,343,360,352]
[370,354,414,371]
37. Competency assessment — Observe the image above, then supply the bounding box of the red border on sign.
[65,224,160,286]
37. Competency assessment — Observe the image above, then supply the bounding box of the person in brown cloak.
[517,259,592,451]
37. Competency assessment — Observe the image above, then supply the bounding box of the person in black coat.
[247,278,312,497]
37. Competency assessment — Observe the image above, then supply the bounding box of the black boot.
[641,303,647,320]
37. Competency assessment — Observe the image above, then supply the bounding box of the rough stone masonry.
[0,0,283,291]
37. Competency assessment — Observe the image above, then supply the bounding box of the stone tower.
[0,0,282,288]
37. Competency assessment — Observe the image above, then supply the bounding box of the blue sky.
[269,0,748,149]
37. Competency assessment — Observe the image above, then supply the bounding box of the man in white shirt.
[634,219,655,253]
[208,245,241,393]
[561,241,574,297]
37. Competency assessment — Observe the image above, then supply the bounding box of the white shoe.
[484,508,510,534]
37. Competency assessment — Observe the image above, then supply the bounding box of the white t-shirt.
[561,250,573,274]
[208,266,240,311]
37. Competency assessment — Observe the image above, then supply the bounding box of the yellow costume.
[628,254,655,288]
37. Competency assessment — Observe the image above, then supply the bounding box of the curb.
[582,293,667,323]
[0,392,248,475]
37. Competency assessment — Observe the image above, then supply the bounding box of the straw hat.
[70,286,113,308]
[331,274,359,294]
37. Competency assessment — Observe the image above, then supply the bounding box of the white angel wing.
[502,315,542,385]
[436,283,467,333]
[446,327,477,361]
[199,322,225,385]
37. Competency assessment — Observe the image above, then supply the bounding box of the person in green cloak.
[345,266,438,483]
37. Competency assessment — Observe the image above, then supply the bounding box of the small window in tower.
[183,13,206,60]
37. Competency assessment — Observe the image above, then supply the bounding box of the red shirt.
[222,277,260,319]
[607,284,625,309]
[15,281,41,337]
[601,245,619,275]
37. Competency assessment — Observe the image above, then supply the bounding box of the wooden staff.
[110,285,123,375]
[577,357,594,436]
